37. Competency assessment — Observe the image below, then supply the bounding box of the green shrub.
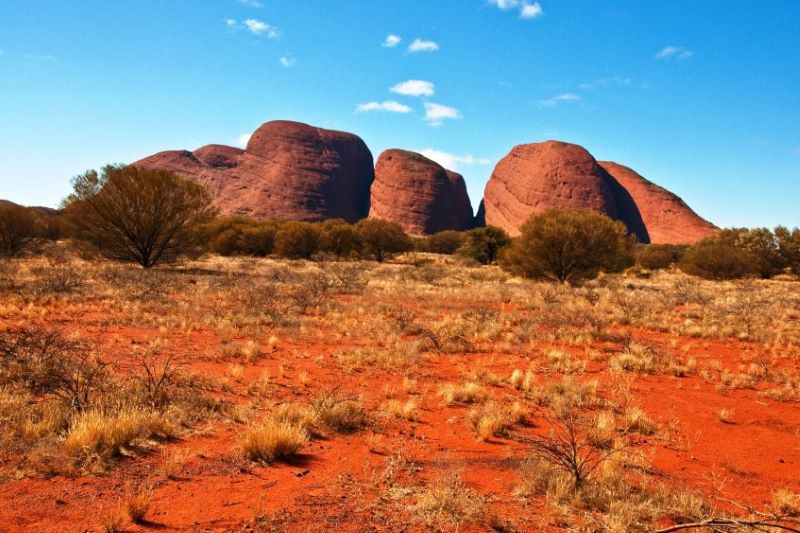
[419,230,464,255]
[679,238,757,280]
[636,244,685,270]
[776,226,800,275]
[202,217,277,256]
[501,209,634,283]
[459,226,510,264]
[355,219,411,262]
[320,219,362,258]
[273,221,322,259]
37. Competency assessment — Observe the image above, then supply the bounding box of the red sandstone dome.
[369,149,474,234]
[481,140,716,244]
[135,120,374,223]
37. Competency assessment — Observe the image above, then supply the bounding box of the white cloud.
[23,53,56,61]
[238,0,263,6]
[236,133,252,148]
[418,149,491,172]
[243,18,279,38]
[538,92,581,107]
[226,18,237,28]
[279,56,297,68]
[390,80,435,97]
[382,34,402,48]
[520,2,544,19]
[490,0,543,19]
[579,76,632,90]
[424,102,462,125]
[356,101,413,113]
[408,39,439,53]
[656,46,693,60]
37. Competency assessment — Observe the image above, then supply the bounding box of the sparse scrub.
[439,382,487,406]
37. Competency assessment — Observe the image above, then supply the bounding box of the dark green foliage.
[501,209,634,283]
[636,244,685,270]
[320,219,362,258]
[354,218,411,262]
[776,226,800,275]
[201,217,278,256]
[419,230,464,255]
[0,203,37,257]
[273,221,322,259]
[62,165,216,268]
[459,226,510,264]
[679,238,757,280]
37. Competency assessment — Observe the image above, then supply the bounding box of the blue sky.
[0,0,798,228]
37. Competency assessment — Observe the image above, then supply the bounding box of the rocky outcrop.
[599,161,717,245]
[481,140,715,243]
[369,149,473,234]
[135,120,375,223]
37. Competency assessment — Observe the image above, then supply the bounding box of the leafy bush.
[776,226,800,275]
[202,217,278,256]
[273,221,322,259]
[0,202,37,257]
[63,165,216,268]
[679,237,757,280]
[731,228,785,279]
[501,209,634,283]
[636,244,685,270]
[355,218,411,262]
[419,230,464,255]
[459,226,510,264]
[320,219,362,258]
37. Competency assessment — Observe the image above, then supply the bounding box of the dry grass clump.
[98,504,126,533]
[622,407,658,435]
[718,408,735,424]
[335,341,421,372]
[533,377,602,410]
[64,408,173,463]
[438,382,487,406]
[125,486,152,523]
[411,474,489,531]
[271,402,322,437]
[546,350,587,374]
[312,393,369,434]
[510,368,536,392]
[384,399,417,421]
[161,449,188,479]
[240,420,308,463]
[467,401,526,440]
[609,342,663,374]
[772,489,800,516]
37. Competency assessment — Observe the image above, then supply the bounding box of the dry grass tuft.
[125,486,152,524]
[438,382,487,406]
[240,420,308,463]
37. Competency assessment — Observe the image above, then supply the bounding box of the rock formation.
[369,149,473,234]
[599,161,717,245]
[481,140,716,243]
[135,120,374,223]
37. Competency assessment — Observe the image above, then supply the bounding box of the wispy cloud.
[408,39,439,53]
[490,0,543,19]
[418,149,491,172]
[356,101,413,113]
[237,0,263,7]
[279,56,296,68]
[391,80,434,97]
[424,102,462,125]
[236,133,252,148]
[226,18,279,39]
[382,34,402,48]
[656,45,693,61]
[538,92,581,107]
[579,76,632,90]
[23,53,56,61]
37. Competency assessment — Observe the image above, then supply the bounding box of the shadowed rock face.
[369,149,474,234]
[599,161,717,245]
[135,120,375,223]
[481,140,716,244]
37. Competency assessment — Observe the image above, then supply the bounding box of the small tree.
[0,203,37,257]
[273,221,322,259]
[420,230,464,255]
[731,228,785,279]
[202,217,277,256]
[355,218,411,262]
[63,165,215,268]
[679,237,757,280]
[636,244,685,270]
[501,209,634,283]
[320,219,362,258]
[776,226,800,275]
[459,226,510,264]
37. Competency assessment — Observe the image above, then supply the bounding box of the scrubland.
[0,250,799,532]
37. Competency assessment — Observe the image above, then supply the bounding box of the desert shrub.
[312,393,369,433]
[732,228,786,279]
[63,408,170,461]
[679,237,757,280]
[412,474,489,530]
[355,218,411,262]
[273,221,322,259]
[419,230,464,255]
[63,165,215,268]
[636,244,684,270]
[320,219,362,258]
[776,226,800,275]
[202,217,278,256]
[501,209,634,283]
[240,420,308,463]
[459,226,510,264]
[0,202,37,257]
